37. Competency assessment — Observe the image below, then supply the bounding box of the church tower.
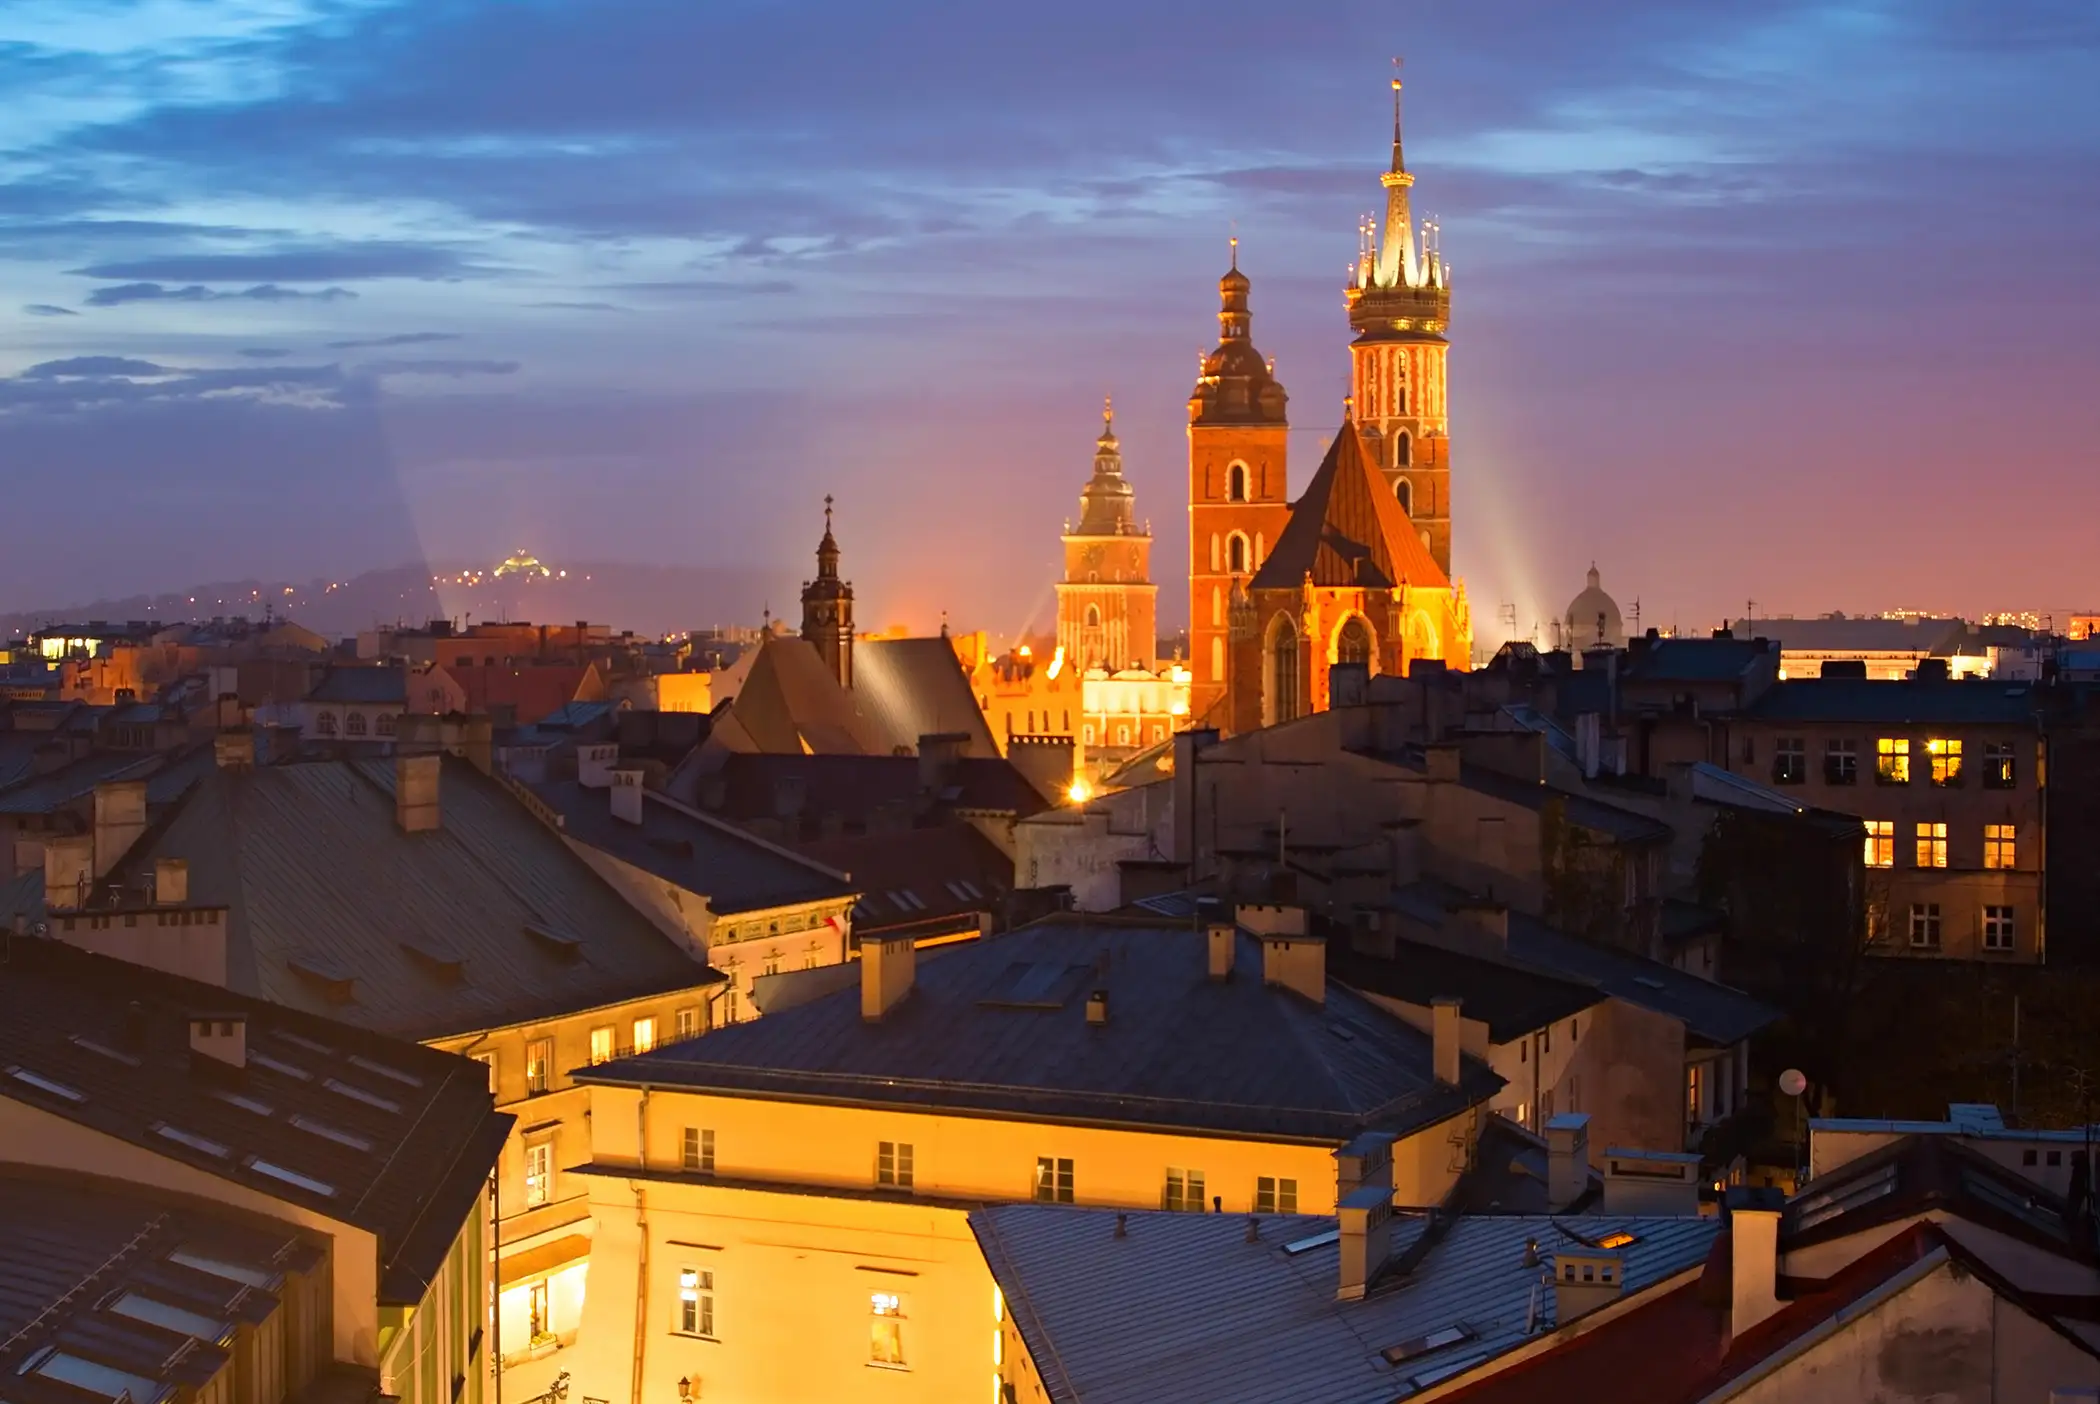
[1187,243,1291,725]
[799,495,854,688]
[1057,399,1157,671]
[1346,70,1454,577]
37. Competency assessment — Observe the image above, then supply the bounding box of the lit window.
[632,1017,657,1054]
[677,1267,714,1337]
[1984,824,2016,870]
[525,1142,552,1207]
[1876,737,1910,784]
[878,1140,915,1189]
[1909,903,1943,948]
[1927,738,1963,785]
[870,1292,906,1367]
[1982,742,2016,788]
[525,1038,553,1094]
[1254,1176,1298,1214]
[1033,1157,1074,1204]
[1825,739,1857,785]
[1163,1167,1206,1212]
[473,1051,496,1093]
[1864,821,1894,869]
[1597,1231,1639,1250]
[682,1127,715,1175]
[1686,1063,1705,1126]
[1915,822,1947,869]
[1772,737,1805,785]
[589,1025,615,1065]
[1983,906,2015,952]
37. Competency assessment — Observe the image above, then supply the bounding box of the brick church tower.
[799,495,854,688]
[1056,400,1157,671]
[1345,70,1454,577]
[1187,242,1291,725]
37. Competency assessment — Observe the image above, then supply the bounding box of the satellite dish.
[1779,1068,1808,1098]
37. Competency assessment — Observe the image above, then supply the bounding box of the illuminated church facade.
[1188,75,1470,730]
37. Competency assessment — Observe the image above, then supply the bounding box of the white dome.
[1563,565,1624,651]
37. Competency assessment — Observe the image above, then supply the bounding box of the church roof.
[1250,419,1449,592]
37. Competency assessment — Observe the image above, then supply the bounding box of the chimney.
[44,835,93,912]
[214,731,255,771]
[1546,1113,1592,1211]
[1450,900,1508,954]
[917,732,968,794]
[1431,997,1462,1087]
[1330,661,1371,708]
[860,932,917,1022]
[1602,1148,1703,1216]
[188,1014,247,1070]
[396,753,441,833]
[93,779,149,879]
[1085,988,1108,1026]
[1425,744,1461,783]
[1259,932,1325,1005]
[1551,1247,1624,1325]
[577,743,619,788]
[1336,1184,1394,1301]
[1334,1130,1396,1200]
[1206,922,1235,980]
[153,857,189,906]
[610,768,646,825]
[1727,1187,1785,1337]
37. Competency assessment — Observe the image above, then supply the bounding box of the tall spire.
[1374,60,1420,291]
[802,493,854,687]
[1390,57,1407,174]
[815,493,840,578]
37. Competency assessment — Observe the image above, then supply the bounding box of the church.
[1188,74,1471,732]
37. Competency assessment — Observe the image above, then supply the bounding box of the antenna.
[1630,597,1642,635]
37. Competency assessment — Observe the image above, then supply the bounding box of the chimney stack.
[1336,1185,1394,1301]
[153,857,189,906]
[188,1014,247,1070]
[917,732,968,794]
[396,753,440,833]
[92,780,148,879]
[860,932,917,1022]
[1602,1148,1703,1216]
[1206,922,1235,980]
[1243,906,1322,1004]
[1333,1130,1397,1201]
[1546,1113,1591,1211]
[214,731,255,771]
[1551,1247,1624,1326]
[610,768,645,825]
[43,835,92,912]
[1727,1187,1786,1337]
[1431,997,1462,1087]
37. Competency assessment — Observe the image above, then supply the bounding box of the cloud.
[325,331,462,349]
[525,300,627,312]
[357,358,519,378]
[22,357,169,378]
[70,244,486,283]
[238,347,292,359]
[613,278,795,298]
[83,282,358,307]
[21,303,78,316]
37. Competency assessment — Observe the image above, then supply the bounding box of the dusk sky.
[2,0,2096,644]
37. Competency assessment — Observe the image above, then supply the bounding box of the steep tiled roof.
[853,637,1001,757]
[1250,420,1448,592]
[583,918,1503,1142]
[305,666,407,705]
[0,937,511,1304]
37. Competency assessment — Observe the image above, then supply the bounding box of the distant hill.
[0,561,790,641]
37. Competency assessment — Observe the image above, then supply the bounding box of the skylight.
[7,1065,86,1103]
[169,1249,274,1288]
[245,1158,336,1198]
[109,1293,229,1344]
[69,1034,141,1066]
[1597,1231,1638,1250]
[249,1051,311,1081]
[214,1090,274,1116]
[277,1031,334,1056]
[323,1078,400,1114]
[1281,1228,1341,1256]
[34,1350,162,1404]
[292,1114,373,1151]
[154,1124,231,1158]
[1382,1324,1476,1366]
[348,1054,424,1088]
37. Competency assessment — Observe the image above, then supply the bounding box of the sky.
[2,0,2097,644]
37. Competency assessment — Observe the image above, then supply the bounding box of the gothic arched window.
[1227,463,1248,502]
[1228,533,1248,574]
[1209,534,1221,572]
[1337,616,1372,668]
[1395,430,1411,467]
[1085,604,1101,628]
[1211,637,1225,682]
[1269,617,1302,724]
[1211,587,1222,627]
[1396,478,1413,516]
[316,711,337,737]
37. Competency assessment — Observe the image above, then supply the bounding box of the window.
[524,1141,552,1206]
[376,712,396,736]
[682,1127,715,1174]
[1254,1176,1298,1214]
[869,1292,905,1367]
[1336,616,1372,669]
[1773,737,1806,785]
[676,1268,714,1338]
[1864,821,1894,869]
[316,710,338,737]
[1084,603,1101,629]
[473,1052,496,1093]
[1163,1167,1206,1212]
[528,1281,550,1343]
[1984,906,2015,952]
[346,711,368,737]
[878,1141,914,1189]
[1876,737,1910,784]
[1915,822,1947,869]
[525,1037,553,1094]
[589,1025,615,1065]
[1395,478,1413,515]
[1909,903,1943,948]
[675,1006,701,1041]
[1211,637,1225,682]
[1825,739,1857,786]
[1209,533,1220,572]
[1211,587,1222,627]
[1395,430,1411,467]
[1983,741,2016,788]
[1927,738,1963,786]
[633,1017,657,1053]
[1984,824,2016,869]
[1227,463,1248,502]
[1228,533,1248,574]
[1033,1157,1074,1203]
[1686,1064,1704,1127]
[1269,617,1301,724]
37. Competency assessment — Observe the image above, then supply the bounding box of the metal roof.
[1329,943,1602,1044]
[583,918,1504,1143]
[0,749,161,815]
[305,666,407,705]
[972,1205,1718,1404]
[1744,677,2041,725]
[852,637,1002,758]
[1728,615,1968,655]
[0,937,511,1304]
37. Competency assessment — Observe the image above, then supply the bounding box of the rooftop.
[853,636,1002,758]
[305,666,407,706]
[1328,941,1603,1044]
[582,918,1503,1144]
[1728,614,1969,655]
[1744,677,2041,725]
[0,936,511,1304]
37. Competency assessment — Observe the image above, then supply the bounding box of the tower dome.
[1074,398,1139,536]
[1563,564,1624,652]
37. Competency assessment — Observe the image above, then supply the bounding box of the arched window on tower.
[1269,618,1302,724]
[1254,532,1264,567]
[1211,637,1225,682]
[1396,478,1413,516]
[1085,603,1101,628]
[1395,431,1411,467]
[1227,463,1248,502]
[1211,587,1222,628]
[1228,533,1248,575]
[1209,534,1221,572]
[1337,616,1372,668]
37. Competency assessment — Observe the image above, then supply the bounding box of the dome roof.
[1563,564,1624,650]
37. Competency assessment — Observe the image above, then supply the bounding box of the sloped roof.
[693,752,1050,834]
[1250,421,1448,592]
[582,918,1503,1143]
[1745,677,2041,724]
[797,822,1010,934]
[853,637,1000,757]
[1329,941,1603,1043]
[306,666,407,706]
[722,637,887,755]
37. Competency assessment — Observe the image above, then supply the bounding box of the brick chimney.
[1431,997,1462,1087]
[396,753,440,833]
[1334,1130,1396,1201]
[1547,1113,1591,1211]
[1337,1185,1394,1301]
[214,731,254,771]
[1206,921,1235,980]
[610,768,645,825]
[92,779,148,879]
[189,1014,246,1070]
[1552,1247,1624,1325]
[1727,1186,1785,1337]
[1259,932,1325,1005]
[153,857,189,906]
[43,835,92,912]
[860,932,917,1022]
